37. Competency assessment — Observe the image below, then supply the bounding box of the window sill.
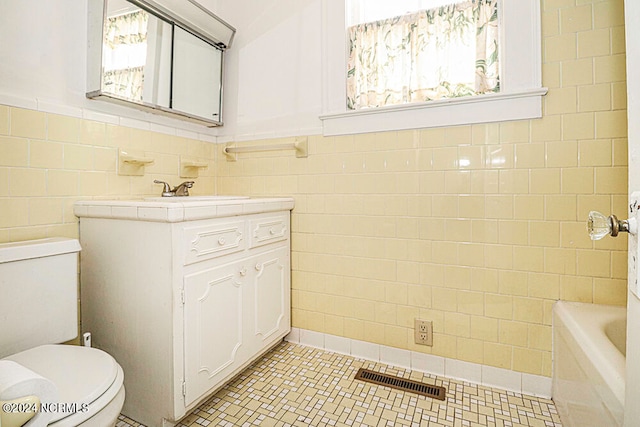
[319,88,548,136]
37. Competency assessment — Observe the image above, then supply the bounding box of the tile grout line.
[117,340,562,427]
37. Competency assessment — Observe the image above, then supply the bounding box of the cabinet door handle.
[255,263,262,271]
[218,237,226,245]
[269,227,276,235]
[239,267,247,277]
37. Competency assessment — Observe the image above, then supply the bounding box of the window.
[319,0,547,136]
[346,0,500,110]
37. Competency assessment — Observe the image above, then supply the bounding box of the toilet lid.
[6,344,118,423]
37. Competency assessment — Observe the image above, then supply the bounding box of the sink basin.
[144,196,250,202]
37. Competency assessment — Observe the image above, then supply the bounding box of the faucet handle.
[172,181,195,196]
[153,180,174,197]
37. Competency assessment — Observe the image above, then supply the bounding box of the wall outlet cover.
[414,319,433,346]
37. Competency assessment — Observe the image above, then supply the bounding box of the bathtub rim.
[553,300,626,408]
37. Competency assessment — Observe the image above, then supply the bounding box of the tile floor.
[117,342,562,427]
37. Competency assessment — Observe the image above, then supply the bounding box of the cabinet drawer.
[183,220,245,265]
[249,214,288,248]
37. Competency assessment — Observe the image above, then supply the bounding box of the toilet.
[0,238,125,426]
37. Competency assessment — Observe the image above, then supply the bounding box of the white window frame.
[319,0,547,136]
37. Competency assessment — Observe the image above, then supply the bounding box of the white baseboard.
[285,327,552,399]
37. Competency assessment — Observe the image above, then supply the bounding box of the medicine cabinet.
[86,0,235,126]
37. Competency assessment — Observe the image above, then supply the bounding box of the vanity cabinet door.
[183,261,249,406]
[182,245,290,407]
[252,247,290,344]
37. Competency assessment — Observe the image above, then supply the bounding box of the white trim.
[0,93,219,141]
[320,0,545,136]
[216,125,324,144]
[320,88,547,136]
[285,327,553,398]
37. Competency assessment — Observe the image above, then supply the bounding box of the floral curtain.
[102,10,149,102]
[346,0,500,110]
[102,66,145,100]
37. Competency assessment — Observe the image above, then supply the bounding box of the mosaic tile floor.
[117,342,562,427]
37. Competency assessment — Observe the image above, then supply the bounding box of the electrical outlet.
[414,319,433,346]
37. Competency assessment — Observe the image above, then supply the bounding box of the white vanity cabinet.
[74,198,293,427]
[183,245,289,405]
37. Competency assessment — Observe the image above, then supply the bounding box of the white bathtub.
[552,301,626,427]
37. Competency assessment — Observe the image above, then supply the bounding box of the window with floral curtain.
[346,0,500,110]
[102,10,149,101]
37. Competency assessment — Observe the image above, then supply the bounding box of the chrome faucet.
[153,180,195,197]
[173,181,194,196]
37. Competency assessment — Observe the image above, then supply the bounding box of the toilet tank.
[0,238,81,358]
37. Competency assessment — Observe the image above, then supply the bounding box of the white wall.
[0,0,218,136]
[213,0,545,140]
[0,1,87,107]
[214,0,324,141]
[0,0,322,139]
[0,0,323,138]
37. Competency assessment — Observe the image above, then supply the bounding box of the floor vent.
[354,368,447,401]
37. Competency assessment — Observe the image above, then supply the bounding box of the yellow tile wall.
[0,108,216,242]
[216,0,628,377]
[0,0,626,378]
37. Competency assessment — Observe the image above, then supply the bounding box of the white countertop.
[74,197,295,223]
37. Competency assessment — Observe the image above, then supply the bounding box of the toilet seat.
[5,344,124,425]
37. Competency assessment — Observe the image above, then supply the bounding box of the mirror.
[172,26,222,121]
[86,0,235,126]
